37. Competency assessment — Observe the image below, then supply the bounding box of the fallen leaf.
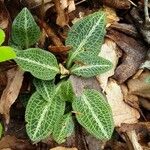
[103,0,131,9]
[53,0,68,27]
[107,29,147,83]
[50,147,77,150]
[103,6,119,27]
[139,97,150,110]
[60,0,75,13]
[97,38,120,91]
[105,79,140,127]
[0,67,24,124]
[127,71,150,99]
[0,135,35,150]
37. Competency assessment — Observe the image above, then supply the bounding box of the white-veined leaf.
[66,11,106,68]
[25,91,65,142]
[52,113,74,144]
[70,56,112,78]
[72,89,114,140]
[12,7,40,49]
[33,79,55,101]
[59,80,74,102]
[15,48,60,80]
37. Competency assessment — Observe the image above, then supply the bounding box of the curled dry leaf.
[102,0,131,9]
[53,0,68,27]
[107,29,147,83]
[97,38,120,91]
[105,79,140,127]
[127,71,150,99]
[50,147,77,150]
[103,6,119,27]
[0,67,24,124]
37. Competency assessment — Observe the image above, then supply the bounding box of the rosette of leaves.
[8,7,114,143]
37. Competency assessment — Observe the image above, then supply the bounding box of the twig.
[127,0,137,7]
[75,0,86,5]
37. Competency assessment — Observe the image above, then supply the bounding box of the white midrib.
[82,94,108,138]
[42,81,51,101]
[24,8,29,49]
[67,14,104,67]
[32,103,50,140]
[56,116,70,142]
[16,57,59,72]
[71,64,109,72]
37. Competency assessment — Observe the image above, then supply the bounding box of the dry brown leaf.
[121,84,139,110]
[50,147,77,150]
[97,38,120,91]
[107,29,147,83]
[0,67,24,124]
[60,0,75,13]
[53,0,68,27]
[103,6,119,27]
[0,135,35,150]
[127,71,150,99]
[105,79,140,127]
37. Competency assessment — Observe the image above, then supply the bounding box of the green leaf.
[12,7,40,49]
[72,89,114,140]
[70,55,112,78]
[33,79,55,101]
[15,48,60,80]
[59,80,74,102]
[52,113,74,144]
[0,46,16,62]
[25,91,65,142]
[0,28,5,45]
[66,11,106,68]
[0,123,3,139]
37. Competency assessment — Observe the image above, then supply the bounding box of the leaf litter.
[0,0,150,149]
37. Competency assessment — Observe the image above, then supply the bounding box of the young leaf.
[0,46,16,62]
[12,7,40,49]
[70,56,112,78]
[33,79,55,101]
[15,48,60,80]
[52,113,74,144]
[66,11,106,68]
[0,28,5,45]
[0,123,3,139]
[59,80,74,102]
[25,92,65,142]
[72,89,114,140]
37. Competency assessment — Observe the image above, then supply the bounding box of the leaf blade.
[52,113,74,144]
[15,48,60,80]
[70,56,112,77]
[0,46,16,62]
[66,11,106,68]
[72,89,114,140]
[0,28,5,45]
[12,7,40,48]
[25,92,65,142]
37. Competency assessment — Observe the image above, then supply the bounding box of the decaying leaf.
[97,38,120,91]
[0,135,35,150]
[103,0,131,9]
[127,71,150,99]
[107,29,147,83]
[50,147,77,150]
[0,67,24,124]
[53,0,68,27]
[105,79,140,127]
[103,6,119,27]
